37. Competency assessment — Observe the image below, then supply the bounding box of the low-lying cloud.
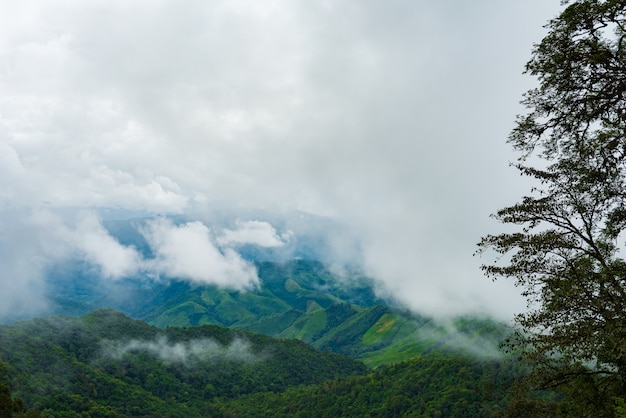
[217,220,291,248]
[27,210,262,289]
[101,336,259,364]
[0,209,288,319]
[414,318,508,360]
[32,210,143,279]
[142,217,258,289]
[445,325,505,360]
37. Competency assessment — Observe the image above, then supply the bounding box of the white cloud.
[142,217,259,289]
[71,212,142,279]
[0,0,564,319]
[27,209,141,280]
[217,220,289,248]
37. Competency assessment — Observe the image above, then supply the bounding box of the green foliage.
[478,0,626,414]
[615,397,626,418]
[237,309,303,335]
[278,308,328,342]
[214,354,522,417]
[362,313,402,345]
[0,310,367,417]
[0,362,41,418]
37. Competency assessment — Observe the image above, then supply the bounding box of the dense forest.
[213,355,521,417]
[0,309,528,417]
[0,310,366,417]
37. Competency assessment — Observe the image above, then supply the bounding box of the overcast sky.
[0,0,564,320]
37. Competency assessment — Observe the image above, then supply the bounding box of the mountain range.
[0,214,521,416]
[45,257,507,368]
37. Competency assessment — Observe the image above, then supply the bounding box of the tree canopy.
[478,0,626,415]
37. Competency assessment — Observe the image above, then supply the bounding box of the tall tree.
[477,0,626,415]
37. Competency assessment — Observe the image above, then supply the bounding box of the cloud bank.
[0,0,564,319]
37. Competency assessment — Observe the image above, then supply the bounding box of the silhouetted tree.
[478,0,626,415]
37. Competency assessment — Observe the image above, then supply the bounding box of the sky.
[0,0,564,321]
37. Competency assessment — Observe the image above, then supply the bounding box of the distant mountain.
[0,212,539,415]
[44,259,509,367]
[241,302,508,368]
[136,259,386,325]
[45,258,386,327]
[0,309,367,417]
[12,213,507,367]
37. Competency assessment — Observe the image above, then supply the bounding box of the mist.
[419,317,510,360]
[101,335,259,365]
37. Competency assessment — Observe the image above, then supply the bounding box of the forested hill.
[0,309,522,417]
[0,309,367,417]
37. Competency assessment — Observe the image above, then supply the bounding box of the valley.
[0,217,520,416]
[0,254,521,417]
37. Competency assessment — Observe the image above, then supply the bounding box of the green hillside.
[44,259,511,368]
[0,309,367,417]
[135,260,380,328]
[126,260,511,367]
